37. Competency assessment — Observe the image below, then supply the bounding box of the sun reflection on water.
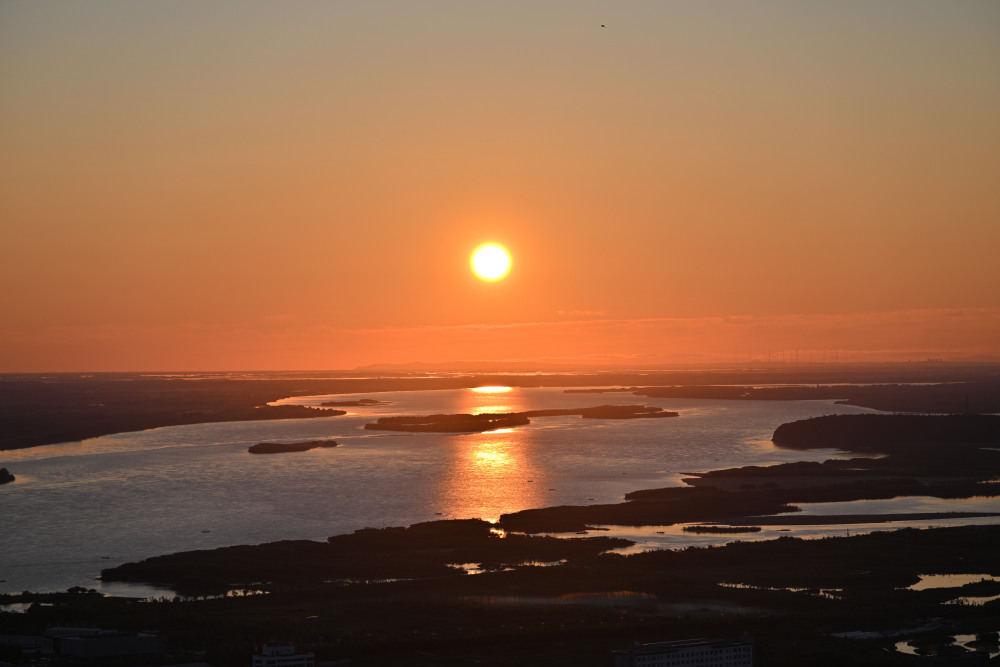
[435,429,543,523]
[476,404,515,414]
[464,386,521,415]
[473,441,512,470]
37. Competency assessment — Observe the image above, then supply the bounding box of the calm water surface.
[0,386,966,595]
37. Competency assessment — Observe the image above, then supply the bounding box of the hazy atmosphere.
[2,1,998,371]
[4,7,1000,663]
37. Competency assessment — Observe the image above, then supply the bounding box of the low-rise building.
[252,645,315,667]
[613,634,754,667]
[0,635,54,655]
[59,631,159,658]
[3,627,161,659]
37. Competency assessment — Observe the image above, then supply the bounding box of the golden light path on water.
[435,386,544,522]
[467,385,517,415]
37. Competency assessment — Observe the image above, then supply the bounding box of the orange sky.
[2,2,998,371]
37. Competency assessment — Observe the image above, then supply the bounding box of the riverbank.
[4,364,998,450]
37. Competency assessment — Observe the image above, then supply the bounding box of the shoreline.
[709,511,1000,526]
[4,375,1000,600]
[97,413,1000,594]
[3,368,999,450]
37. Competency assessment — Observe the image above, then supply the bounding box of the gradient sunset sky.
[2,1,998,371]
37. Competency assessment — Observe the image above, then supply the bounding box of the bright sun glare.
[471,243,511,281]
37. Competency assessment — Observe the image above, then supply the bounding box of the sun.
[470,243,511,282]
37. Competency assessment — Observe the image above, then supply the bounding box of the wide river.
[2,386,997,596]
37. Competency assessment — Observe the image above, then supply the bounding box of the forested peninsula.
[771,413,1000,450]
[100,519,629,592]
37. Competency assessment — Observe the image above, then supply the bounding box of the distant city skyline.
[2,1,998,371]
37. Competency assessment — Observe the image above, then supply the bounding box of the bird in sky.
[601,24,606,28]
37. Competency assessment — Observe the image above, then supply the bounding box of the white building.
[252,645,315,667]
[613,634,754,667]
[0,635,54,655]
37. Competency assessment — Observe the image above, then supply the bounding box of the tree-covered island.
[364,405,677,433]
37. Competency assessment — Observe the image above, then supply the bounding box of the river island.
[247,440,340,454]
[364,404,677,433]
